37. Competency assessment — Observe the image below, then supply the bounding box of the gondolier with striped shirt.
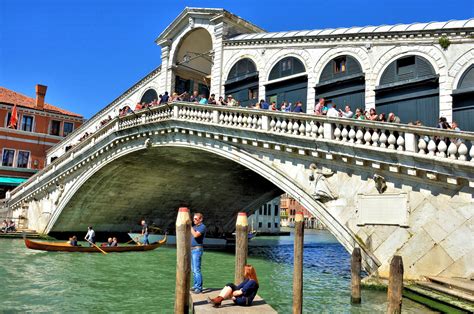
[84,226,96,246]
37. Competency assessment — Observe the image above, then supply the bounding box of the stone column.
[158,44,171,94]
[210,22,225,97]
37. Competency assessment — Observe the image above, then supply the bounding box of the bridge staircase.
[0,229,45,239]
[404,276,474,313]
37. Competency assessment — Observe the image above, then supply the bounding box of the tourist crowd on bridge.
[119,90,463,134]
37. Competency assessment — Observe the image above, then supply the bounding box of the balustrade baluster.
[257,117,262,130]
[275,119,282,132]
[334,125,342,140]
[364,130,372,145]
[371,130,380,147]
[356,129,364,144]
[270,117,276,130]
[396,134,405,151]
[427,140,437,156]
[317,124,324,138]
[437,140,447,158]
[458,143,468,161]
[418,138,427,154]
[281,119,287,133]
[348,127,356,143]
[299,122,305,135]
[293,120,300,135]
[252,116,258,129]
[219,113,224,124]
[310,121,318,138]
[387,132,396,149]
[341,126,348,141]
[448,142,458,159]
[237,114,243,126]
[287,120,293,134]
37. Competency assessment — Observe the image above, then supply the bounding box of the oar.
[87,240,108,255]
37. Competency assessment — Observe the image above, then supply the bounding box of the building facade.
[280,194,324,229]
[0,85,84,198]
[248,196,281,234]
[46,8,474,161]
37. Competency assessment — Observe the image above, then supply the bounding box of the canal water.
[0,230,435,313]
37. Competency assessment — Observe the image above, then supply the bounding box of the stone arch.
[170,26,215,68]
[313,48,371,84]
[450,48,474,89]
[44,134,379,272]
[222,52,262,82]
[261,49,313,83]
[373,46,447,86]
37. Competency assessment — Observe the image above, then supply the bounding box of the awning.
[0,176,28,186]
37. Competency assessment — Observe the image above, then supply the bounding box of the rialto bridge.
[7,102,474,281]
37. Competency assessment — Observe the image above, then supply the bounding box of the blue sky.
[1,0,473,118]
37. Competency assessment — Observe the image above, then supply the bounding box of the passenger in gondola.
[111,237,118,247]
[103,237,113,247]
[208,264,259,308]
[68,235,78,246]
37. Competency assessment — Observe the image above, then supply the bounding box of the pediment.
[155,7,264,46]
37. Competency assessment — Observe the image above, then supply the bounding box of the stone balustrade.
[9,102,474,204]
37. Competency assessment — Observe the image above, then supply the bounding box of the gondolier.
[84,226,96,246]
[141,220,149,245]
[191,212,206,294]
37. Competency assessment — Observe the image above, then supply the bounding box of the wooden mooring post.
[293,211,304,314]
[235,212,249,284]
[387,255,404,314]
[174,207,191,314]
[351,247,362,304]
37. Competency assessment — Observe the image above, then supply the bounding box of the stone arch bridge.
[8,103,474,280]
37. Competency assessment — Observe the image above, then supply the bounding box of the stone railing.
[9,102,474,203]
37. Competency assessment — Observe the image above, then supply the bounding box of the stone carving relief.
[309,163,338,202]
[54,184,65,206]
[144,138,152,148]
[372,174,387,194]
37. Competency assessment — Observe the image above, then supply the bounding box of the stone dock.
[190,288,277,313]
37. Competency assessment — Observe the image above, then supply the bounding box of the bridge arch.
[45,134,379,272]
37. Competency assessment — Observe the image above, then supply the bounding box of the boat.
[24,234,167,253]
[128,230,256,248]
[128,233,227,248]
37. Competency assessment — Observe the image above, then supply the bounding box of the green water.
[0,230,435,313]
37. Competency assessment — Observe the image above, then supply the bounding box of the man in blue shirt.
[191,212,206,294]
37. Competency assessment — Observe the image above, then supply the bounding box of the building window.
[274,205,279,216]
[21,115,34,132]
[268,222,271,228]
[397,56,415,75]
[2,149,15,167]
[5,112,17,129]
[259,207,262,215]
[275,223,278,228]
[50,120,61,136]
[334,57,346,73]
[263,206,267,216]
[63,122,74,137]
[258,222,262,228]
[17,151,30,168]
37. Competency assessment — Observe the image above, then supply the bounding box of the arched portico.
[172,28,214,98]
[224,58,259,107]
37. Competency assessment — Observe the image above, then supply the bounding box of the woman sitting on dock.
[208,264,259,308]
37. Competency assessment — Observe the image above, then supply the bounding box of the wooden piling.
[174,207,191,314]
[351,247,362,304]
[387,255,404,314]
[293,211,304,314]
[235,212,249,284]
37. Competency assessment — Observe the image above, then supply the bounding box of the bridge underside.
[51,146,282,235]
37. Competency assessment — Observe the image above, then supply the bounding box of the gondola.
[24,234,167,253]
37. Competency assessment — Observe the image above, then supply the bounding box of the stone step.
[0,230,43,239]
[426,276,474,296]
[405,284,474,313]
[416,281,474,303]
